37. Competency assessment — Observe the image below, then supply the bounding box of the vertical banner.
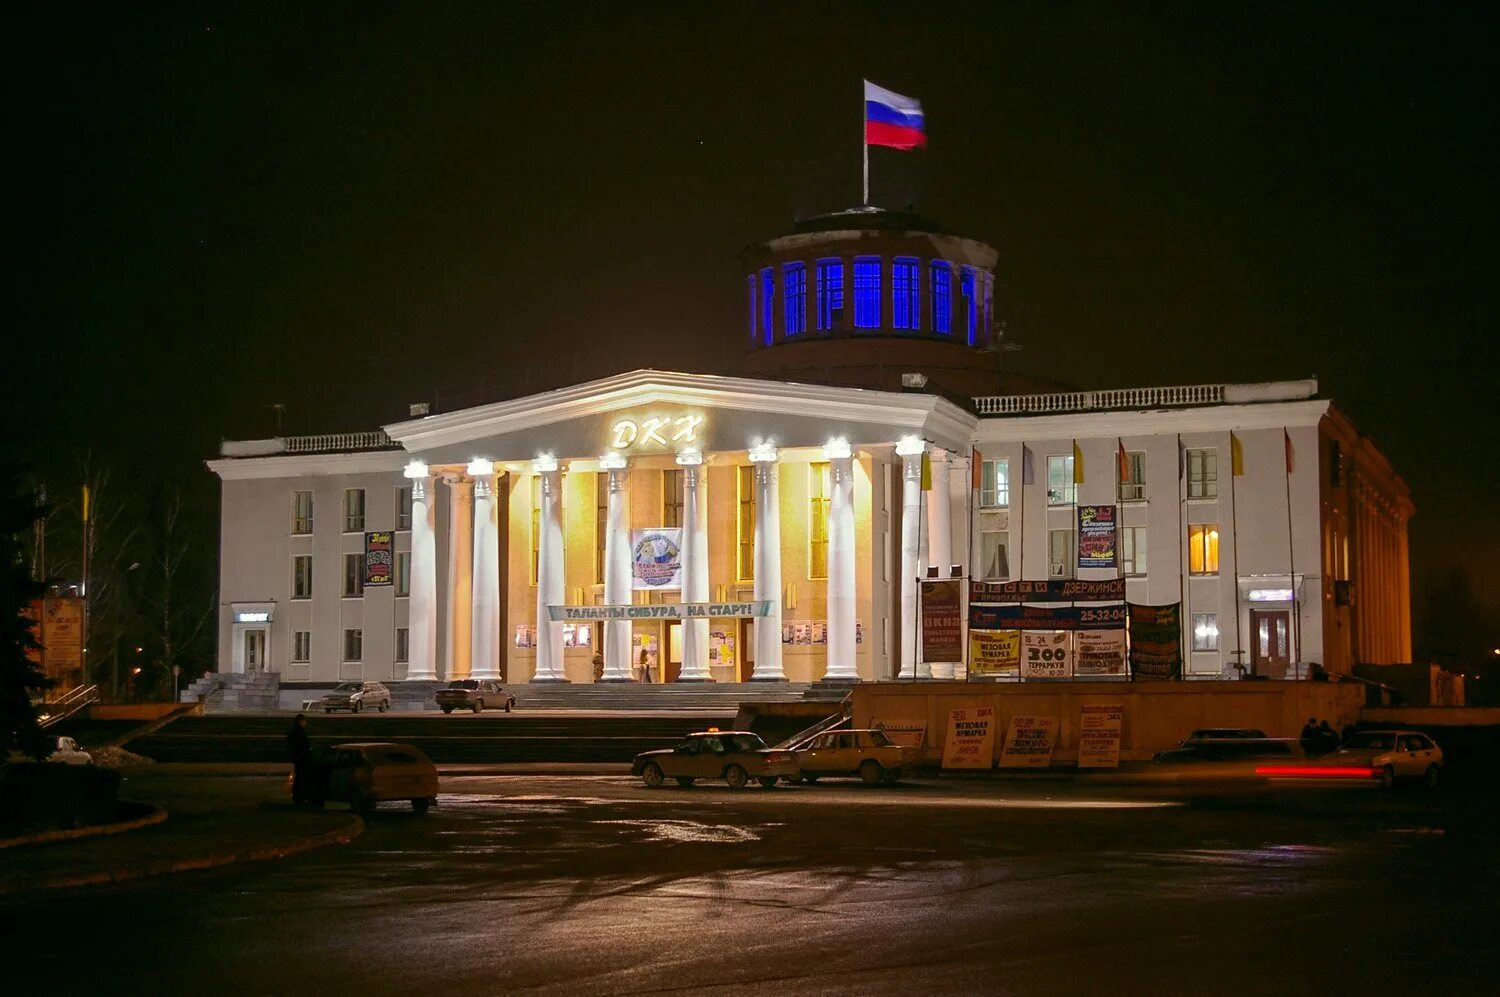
[1078,704,1124,767]
[1075,629,1128,676]
[1129,602,1183,679]
[998,715,1059,768]
[968,629,1022,677]
[1077,505,1118,568]
[1020,630,1073,678]
[363,531,394,586]
[942,706,997,769]
[921,580,964,662]
[631,528,683,590]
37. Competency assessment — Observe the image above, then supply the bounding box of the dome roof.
[786,206,947,236]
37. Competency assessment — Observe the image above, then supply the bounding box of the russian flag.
[864,80,925,150]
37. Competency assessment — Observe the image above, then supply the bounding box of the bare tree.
[136,484,213,697]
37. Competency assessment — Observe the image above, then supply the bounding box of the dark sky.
[11,3,1497,614]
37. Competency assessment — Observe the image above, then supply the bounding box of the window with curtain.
[1047,454,1076,506]
[662,469,684,527]
[737,466,756,580]
[809,462,830,579]
[816,258,844,330]
[853,256,881,328]
[892,257,918,330]
[1189,524,1220,574]
[292,490,313,534]
[1121,527,1147,576]
[783,262,807,335]
[981,458,1009,508]
[1187,448,1218,499]
[980,531,1010,580]
[930,261,951,334]
[594,472,607,585]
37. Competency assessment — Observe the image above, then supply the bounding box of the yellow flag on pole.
[81,484,90,523]
[1072,441,1084,484]
[1230,433,1245,476]
[920,452,932,491]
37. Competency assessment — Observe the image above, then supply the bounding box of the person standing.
[1318,720,1341,754]
[287,714,312,806]
[1299,718,1321,757]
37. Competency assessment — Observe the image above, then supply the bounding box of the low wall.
[89,703,199,722]
[852,680,1364,763]
[1360,707,1500,727]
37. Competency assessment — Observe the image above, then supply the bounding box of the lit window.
[395,551,411,596]
[343,628,363,662]
[292,556,313,600]
[960,266,977,345]
[594,472,607,585]
[809,462,830,579]
[343,553,365,597]
[930,261,951,334]
[396,486,412,530]
[1048,529,1075,579]
[292,631,311,663]
[783,262,807,336]
[662,469,684,527]
[853,256,881,329]
[761,267,775,344]
[1189,524,1220,575]
[1047,454,1076,506]
[1187,448,1218,499]
[816,259,844,331]
[1121,526,1147,577]
[892,257,919,330]
[343,489,365,532]
[1121,451,1146,501]
[980,458,1009,508]
[292,491,313,534]
[737,466,756,581]
[1192,613,1220,652]
[747,275,757,341]
[395,627,410,664]
[980,531,1010,580]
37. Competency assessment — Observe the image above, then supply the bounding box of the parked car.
[293,741,439,813]
[1153,738,1302,764]
[793,728,909,785]
[633,730,799,789]
[435,679,515,714]
[1263,730,1443,789]
[1182,727,1268,742]
[321,681,391,714]
[46,735,93,766]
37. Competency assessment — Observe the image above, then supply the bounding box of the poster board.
[1077,505,1118,568]
[921,579,963,661]
[1129,602,1183,679]
[1021,631,1073,678]
[1075,629,1127,676]
[969,629,1022,677]
[631,528,683,590]
[998,715,1059,768]
[363,531,394,586]
[1078,704,1124,768]
[941,706,997,769]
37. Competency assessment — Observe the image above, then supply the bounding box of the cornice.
[207,450,409,481]
[971,399,1331,442]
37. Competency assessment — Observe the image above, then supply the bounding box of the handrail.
[37,685,99,728]
[773,711,851,750]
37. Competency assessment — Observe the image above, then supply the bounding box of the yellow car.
[793,729,910,785]
[294,741,439,814]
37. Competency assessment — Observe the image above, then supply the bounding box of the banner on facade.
[1021,631,1073,678]
[921,580,964,662]
[631,528,682,590]
[548,601,771,622]
[710,629,737,673]
[969,629,1022,676]
[363,531,394,586]
[970,578,1127,604]
[514,625,534,649]
[998,715,1059,768]
[27,597,84,685]
[941,706,997,769]
[970,603,1127,632]
[1077,505,1118,568]
[1075,629,1128,676]
[1078,703,1124,768]
[1129,602,1183,680]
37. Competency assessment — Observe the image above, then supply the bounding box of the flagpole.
[1230,434,1245,677]
[965,448,977,683]
[1284,429,1299,680]
[1018,444,1026,581]
[1178,435,1189,678]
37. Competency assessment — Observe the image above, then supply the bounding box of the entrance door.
[665,622,683,683]
[244,629,267,673]
[739,619,755,682]
[1250,610,1290,678]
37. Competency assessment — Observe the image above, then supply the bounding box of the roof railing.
[284,431,395,454]
[974,384,1227,416]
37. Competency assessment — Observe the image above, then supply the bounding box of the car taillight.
[1255,765,1380,778]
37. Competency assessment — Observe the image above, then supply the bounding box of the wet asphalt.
[6,772,1499,996]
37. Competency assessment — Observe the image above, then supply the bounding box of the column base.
[404,672,438,683]
[748,676,788,682]
[529,677,571,684]
[596,678,637,683]
[673,677,713,683]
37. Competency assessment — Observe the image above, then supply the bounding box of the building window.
[662,469,684,528]
[892,256,919,330]
[980,531,1010,580]
[1188,524,1220,575]
[783,262,807,336]
[292,491,313,535]
[1187,448,1218,499]
[343,628,363,662]
[853,256,881,329]
[737,465,755,581]
[1121,526,1147,577]
[1120,451,1146,501]
[343,488,365,532]
[930,261,951,334]
[395,551,411,596]
[747,274,756,342]
[292,555,313,600]
[343,553,365,597]
[292,630,311,663]
[396,486,412,530]
[760,267,775,344]
[980,458,1010,508]
[1047,454,1076,506]
[532,476,543,585]
[816,258,844,331]
[809,462,830,579]
[960,266,978,345]
[395,627,410,664]
[1192,613,1220,652]
[1048,529,1076,579]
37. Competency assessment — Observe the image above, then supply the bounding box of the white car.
[1260,729,1443,789]
[47,736,93,766]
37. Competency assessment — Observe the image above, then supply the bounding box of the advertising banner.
[1077,505,1119,568]
[921,580,964,662]
[970,603,1127,632]
[1078,703,1124,768]
[514,625,534,649]
[1075,629,1128,676]
[941,706,997,769]
[29,597,84,684]
[631,528,683,590]
[969,629,1022,676]
[970,578,1127,604]
[1129,602,1183,679]
[1021,631,1073,678]
[998,715,1059,768]
[363,531,394,586]
[548,601,771,622]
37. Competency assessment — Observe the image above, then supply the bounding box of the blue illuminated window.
[783,262,807,336]
[854,256,881,329]
[892,257,919,330]
[747,275,756,342]
[930,261,951,334]
[816,259,844,331]
[960,266,977,346]
[761,267,775,345]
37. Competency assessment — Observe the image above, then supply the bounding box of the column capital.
[533,453,559,474]
[675,448,704,466]
[822,437,852,460]
[403,460,430,479]
[599,451,628,471]
[747,442,778,463]
[895,435,926,457]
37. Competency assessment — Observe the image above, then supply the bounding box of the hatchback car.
[295,741,439,814]
[321,681,391,714]
[434,679,515,714]
[1315,730,1443,788]
[633,731,799,789]
[793,729,909,785]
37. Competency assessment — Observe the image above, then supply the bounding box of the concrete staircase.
[181,673,281,713]
[502,681,822,711]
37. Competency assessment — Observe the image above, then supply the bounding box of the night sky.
[11,4,1497,617]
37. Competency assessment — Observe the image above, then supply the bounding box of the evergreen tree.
[1,466,49,764]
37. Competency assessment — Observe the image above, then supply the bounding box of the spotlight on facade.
[403,460,430,479]
[823,438,852,460]
[895,435,926,457]
[467,457,495,478]
[533,453,559,473]
[675,448,704,466]
[748,442,778,463]
[599,451,628,470]
[901,372,929,389]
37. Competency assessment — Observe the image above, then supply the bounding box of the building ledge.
[973,379,1318,417]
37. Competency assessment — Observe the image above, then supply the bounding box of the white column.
[403,463,438,681]
[600,453,634,681]
[824,440,858,680]
[677,450,712,681]
[749,443,785,680]
[469,459,500,680]
[444,475,474,681]
[896,438,926,679]
[926,448,955,678]
[532,457,567,681]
